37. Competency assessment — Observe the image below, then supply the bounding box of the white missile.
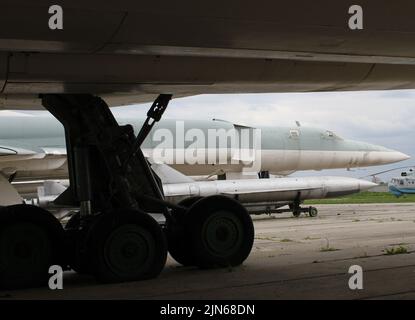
[29,176,376,217]
[163,176,376,212]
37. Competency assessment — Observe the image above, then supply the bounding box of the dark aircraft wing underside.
[1,1,415,108]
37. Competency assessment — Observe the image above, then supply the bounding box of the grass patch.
[384,245,408,255]
[305,192,415,205]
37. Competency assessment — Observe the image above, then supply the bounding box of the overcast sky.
[111,90,415,182]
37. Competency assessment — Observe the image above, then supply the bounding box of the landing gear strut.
[289,193,318,218]
[289,202,318,218]
[0,94,255,288]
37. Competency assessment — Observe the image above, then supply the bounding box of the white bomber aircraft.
[1,1,415,289]
[0,112,408,206]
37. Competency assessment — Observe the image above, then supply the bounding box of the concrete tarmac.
[1,203,415,300]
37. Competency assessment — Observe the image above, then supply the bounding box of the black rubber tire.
[64,212,91,275]
[185,195,254,268]
[87,210,167,283]
[178,197,203,208]
[167,197,203,266]
[0,204,64,289]
[167,231,194,267]
[309,207,318,218]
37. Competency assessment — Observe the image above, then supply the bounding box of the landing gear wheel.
[167,197,202,266]
[64,212,91,275]
[88,210,167,283]
[186,195,254,268]
[309,207,318,217]
[0,205,64,289]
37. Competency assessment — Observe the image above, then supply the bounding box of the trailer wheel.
[309,207,318,217]
[88,209,167,283]
[0,204,64,289]
[185,195,254,268]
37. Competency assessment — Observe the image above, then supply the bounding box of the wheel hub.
[202,211,243,257]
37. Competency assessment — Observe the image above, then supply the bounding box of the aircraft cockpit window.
[289,129,300,138]
[323,130,342,140]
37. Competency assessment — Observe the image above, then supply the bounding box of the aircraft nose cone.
[391,151,411,162]
[379,150,411,164]
[342,140,410,167]
[359,180,378,191]
[360,145,411,166]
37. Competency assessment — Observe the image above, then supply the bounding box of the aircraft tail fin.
[150,163,194,184]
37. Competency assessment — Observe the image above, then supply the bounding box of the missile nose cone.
[359,180,378,191]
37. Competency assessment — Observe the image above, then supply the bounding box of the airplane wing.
[0,144,67,180]
[0,144,66,159]
[0,146,18,156]
[4,2,415,109]
[0,145,42,157]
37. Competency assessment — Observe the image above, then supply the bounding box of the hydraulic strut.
[41,94,172,216]
[126,94,172,167]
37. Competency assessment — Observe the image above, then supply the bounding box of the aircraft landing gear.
[289,196,318,218]
[292,192,318,217]
[40,94,172,285]
[308,206,318,217]
[0,94,255,289]
[0,204,64,289]
[87,209,167,283]
[168,196,254,268]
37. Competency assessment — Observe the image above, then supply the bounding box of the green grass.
[384,245,408,255]
[305,192,415,205]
